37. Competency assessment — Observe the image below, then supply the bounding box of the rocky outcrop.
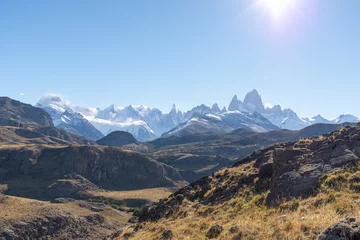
[318,217,360,240]
[0,97,53,127]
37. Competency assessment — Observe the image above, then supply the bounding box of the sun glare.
[260,0,297,20]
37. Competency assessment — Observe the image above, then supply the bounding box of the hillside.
[120,123,360,239]
[0,97,53,127]
[0,125,95,145]
[146,123,354,183]
[0,145,186,200]
[97,131,138,147]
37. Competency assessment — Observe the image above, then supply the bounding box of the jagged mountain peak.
[243,89,265,112]
[38,94,64,104]
[228,95,241,111]
[105,104,122,112]
[211,103,221,113]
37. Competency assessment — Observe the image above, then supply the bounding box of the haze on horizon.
[1,0,359,119]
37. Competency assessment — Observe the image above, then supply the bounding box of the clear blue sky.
[1,0,359,119]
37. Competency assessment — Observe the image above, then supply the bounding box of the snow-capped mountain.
[36,90,360,142]
[227,89,360,130]
[163,111,279,137]
[332,114,360,124]
[302,115,332,125]
[37,95,103,141]
[227,90,307,130]
[36,95,183,141]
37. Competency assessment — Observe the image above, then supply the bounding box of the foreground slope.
[122,123,360,239]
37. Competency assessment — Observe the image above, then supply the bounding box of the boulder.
[318,217,360,240]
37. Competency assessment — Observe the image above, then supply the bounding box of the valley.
[1,96,360,239]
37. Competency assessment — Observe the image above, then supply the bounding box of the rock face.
[318,218,360,240]
[97,131,138,146]
[140,124,360,221]
[0,97,53,127]
[0,145,185,199]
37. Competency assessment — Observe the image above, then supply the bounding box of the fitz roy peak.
[227,89,359,130]
[36,90,360,141]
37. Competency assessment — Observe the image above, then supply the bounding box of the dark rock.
[318,217,360,240]
[160,230,173,239]
[206,224,223,239]
[259,160,274,178]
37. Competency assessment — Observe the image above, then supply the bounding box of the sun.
[260,0,297,20]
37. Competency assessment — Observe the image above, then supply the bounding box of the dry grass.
[0,195,132,226]
[88,188,174,203]
[124,165,360,240]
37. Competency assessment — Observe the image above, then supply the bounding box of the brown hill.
[0,97,53,127]
[97,131,138,147]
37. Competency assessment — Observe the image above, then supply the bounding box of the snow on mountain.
[96,104,123,120]
[36,90,360,141]
[332,114,360,124]
[84,117,157,142]
[57,111,104,140]
[162,113,233,137]
[94,103,183,139]
[163,111,279,137]
[302,115,332,125]
[37,95,103,140]
[37,95,184,141]
[227,89,360,130]
[227,90,306,130]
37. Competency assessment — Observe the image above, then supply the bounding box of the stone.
[206,224,223,239]
[160,230,173,239]
[318,217,360,240]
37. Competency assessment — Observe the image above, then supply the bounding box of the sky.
[0,0,359,119]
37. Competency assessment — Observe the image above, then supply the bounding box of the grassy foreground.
[122,162,360,240]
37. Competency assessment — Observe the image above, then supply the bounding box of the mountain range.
[36,90,360,141]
